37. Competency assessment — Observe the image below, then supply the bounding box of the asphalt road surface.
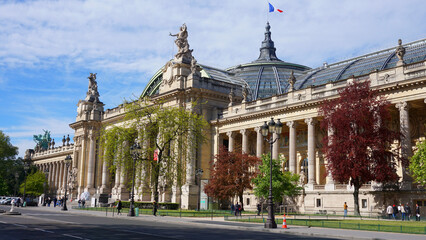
[0,206,337,240]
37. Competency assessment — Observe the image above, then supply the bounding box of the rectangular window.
[316,198,321,207]
[362,199,367,208]
[246,198,250,206]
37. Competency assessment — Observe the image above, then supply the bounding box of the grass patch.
[229,217,426,234]
[73,207,234,217]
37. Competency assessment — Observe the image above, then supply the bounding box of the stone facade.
[27,23,426,215]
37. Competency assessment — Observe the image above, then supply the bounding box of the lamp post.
[260,117,283,229]
[195,168,204,211]
[128,141,141,217]
[43,168,49,206]
[14,172,19,197]
[23,162,30,206]
[61,155,72,211]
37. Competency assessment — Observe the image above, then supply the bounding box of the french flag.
[269,3,283,13]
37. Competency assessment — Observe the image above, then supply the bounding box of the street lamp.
[128,141,141,217]
[23,156,31,207]
[195,168,204,211]
[260,117,283,229]
[14,172,19,197]
[61,155,72,211]
[43,168,49,206]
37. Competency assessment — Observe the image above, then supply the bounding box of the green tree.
[410,140,426,185]
[0,130,20,195]
[20,171,47,197]
[252,153,301,203]
[204,146,261,208]
[100,98,208,203]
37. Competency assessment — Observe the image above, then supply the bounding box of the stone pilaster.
[255,127,263,158]
[85,132,96,194]
[325,126,335,191]
[272,132,279,160]
[227,131,235,152]
[305,118,317,189]
[287,121,297,173]
[240,129,248,154]
[396,101,412,189]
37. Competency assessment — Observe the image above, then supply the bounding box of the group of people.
[43,197,66,207]
[231,202,243,216]
[10,197,24,207]
[386,203,421,221]
[115,199,158,216]
[77,198,86,208]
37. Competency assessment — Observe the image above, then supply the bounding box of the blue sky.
[1,0,425,157]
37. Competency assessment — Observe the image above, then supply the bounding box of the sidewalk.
[18,206,426,240]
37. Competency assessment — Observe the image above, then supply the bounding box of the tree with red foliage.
[204,146,261,209]
[319,80,404,216]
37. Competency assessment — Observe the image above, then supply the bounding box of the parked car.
[0,197,12,205]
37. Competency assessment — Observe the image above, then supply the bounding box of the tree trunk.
[152,162,160,202]
[239,194,244,210]
[353,183,360,216]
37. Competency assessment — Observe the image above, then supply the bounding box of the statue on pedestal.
[170,23,193,63]
[396,39,406,63]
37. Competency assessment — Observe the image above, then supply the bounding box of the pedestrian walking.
[231,203,235,215]
[53,197,57,208]
[47,197,51,207]
[343,202,348,217]
[116,199,122,215]
[386,204,393,219]
[16,197,21,207]
[234,202,239,216]
[415,204,421,221]
[257,203,261,216]
[400,203,406,221]
[153,201,158,216]
[405,203,412,221]
[82,199,86,207]
[392,204,398,219]
[78,199,81,208]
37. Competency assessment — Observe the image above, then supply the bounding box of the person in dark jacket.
[392,204,398,219]
[257,203,261,216]
[405,203,412,221]
[116,200,122,215]
[153,201,158,216]
[415,204,421,221]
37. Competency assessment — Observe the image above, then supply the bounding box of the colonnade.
[221,100,416,189]
[36,160,69,195]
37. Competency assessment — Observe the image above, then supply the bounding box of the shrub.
[115,201,179,210]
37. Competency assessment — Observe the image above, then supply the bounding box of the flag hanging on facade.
[268,2,283,13]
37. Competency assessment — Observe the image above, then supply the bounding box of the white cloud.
[1,0,426,157]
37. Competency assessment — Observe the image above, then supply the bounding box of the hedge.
[115,201,179,210]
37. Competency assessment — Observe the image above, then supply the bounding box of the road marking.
[12,223,28,228]
[0,221,6,224]
[62,234,86,239]
[120,229,181,239]
[34,228,54,233]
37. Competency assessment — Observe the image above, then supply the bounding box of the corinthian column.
[240,129,248,154]
[272,133,279,160]
[287,121,297,173]
[305,118,317,186]
[396,101,412,189]
[227,131,235,152]
[86,132,96,191]
[255,127,263,158]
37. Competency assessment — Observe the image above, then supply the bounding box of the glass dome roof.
[227,22,310,100]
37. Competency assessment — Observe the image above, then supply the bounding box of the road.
[0,206,335,240]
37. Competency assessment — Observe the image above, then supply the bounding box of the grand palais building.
[28,23,426,216]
